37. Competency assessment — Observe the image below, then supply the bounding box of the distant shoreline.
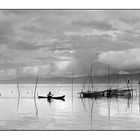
[0,72,139,84]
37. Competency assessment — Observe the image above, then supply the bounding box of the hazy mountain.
[0,73,140,84]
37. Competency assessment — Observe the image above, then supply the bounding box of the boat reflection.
[125,95,132,113]
[107,98,111,122]
[80,97,95,128]
[80,94,135,129]
[47,98,65,103]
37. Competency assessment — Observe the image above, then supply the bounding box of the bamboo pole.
[17,82,20,98]
[34,76,38,117]
[34,76,38,99]
[72,71,74,111]
[139,74,140,97]
[17,82,20,111]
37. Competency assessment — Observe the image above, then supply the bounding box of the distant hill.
[0,72,140,84]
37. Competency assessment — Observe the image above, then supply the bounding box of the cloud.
[56,61,71,71]
[0,69,17,79]
[71,20,116,31]
[110,20,135,31]
[1,10,140,79]
[97,48,140,72]
[21,64,52,76]
[20,60,73,77]
[65,29,121,41]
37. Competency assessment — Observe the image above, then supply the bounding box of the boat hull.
[104,89,132,98]
[38,95,65,100]
[80,89,132,99]
[81,91,104,98]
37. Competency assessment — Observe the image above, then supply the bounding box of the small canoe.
[38,95,65,100]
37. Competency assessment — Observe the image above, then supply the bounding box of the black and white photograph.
[0,9,140,130]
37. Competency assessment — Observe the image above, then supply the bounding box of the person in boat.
[47,91,53,97]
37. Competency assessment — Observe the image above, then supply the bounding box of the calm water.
[0,84,140,130]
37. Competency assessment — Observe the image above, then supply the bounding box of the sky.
[1,10,140,79]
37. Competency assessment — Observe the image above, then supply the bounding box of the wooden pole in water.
[72,71,73,101]
[34,76,39,117]
[17,82,20,98]
[72,71,74,110]
[139,74,140,96]
[34,76,38,99]
[17,82,20,110]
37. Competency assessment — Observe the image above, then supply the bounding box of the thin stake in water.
[17,82,20,111]
[138,73,140,114]
[72,71,74,111]
[34,76,38,117]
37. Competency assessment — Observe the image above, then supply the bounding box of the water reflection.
[90,99,94,127]
[107,98,111,122]
[34,97,38,118]
[80,97,95,128]
[47,98,52,105]
[125,96,133,113]
[80,97,88,111]
[116,97,120,118]
[79,95,136,128]
[1,84,140,130]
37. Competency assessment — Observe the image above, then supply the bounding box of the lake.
[0,84,140,130]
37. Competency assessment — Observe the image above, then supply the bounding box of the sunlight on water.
[0,84,140,130]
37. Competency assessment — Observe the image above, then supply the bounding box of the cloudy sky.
[1,10,140,79]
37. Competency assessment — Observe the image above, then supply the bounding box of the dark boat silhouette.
[38,95,65,100]
[103,69,133,98]
[78,65,104,98]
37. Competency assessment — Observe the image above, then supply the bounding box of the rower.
[47,91,53,97]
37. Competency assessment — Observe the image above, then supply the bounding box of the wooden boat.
[38,95,65,100]
[103,68,133,98]
[79,65,104,98]
[82,91,104,98]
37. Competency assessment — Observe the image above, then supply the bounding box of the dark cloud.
[0,10,140,79]
[10,40,39,50]
[71,20,116,31]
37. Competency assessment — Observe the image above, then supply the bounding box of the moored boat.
[78,65,104,98]
[103,68,133,98]
[81,91,104,98]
